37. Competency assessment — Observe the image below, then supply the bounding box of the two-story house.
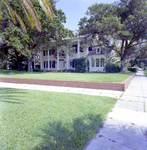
[40,35,112,72]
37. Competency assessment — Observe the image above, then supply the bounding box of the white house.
[40,35,112,72]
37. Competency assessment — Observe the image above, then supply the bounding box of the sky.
[56,0,116,31]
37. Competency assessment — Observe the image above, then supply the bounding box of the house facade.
[40,35,111,72]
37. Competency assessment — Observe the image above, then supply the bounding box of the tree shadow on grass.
[0,88,27,104]
[34,114,103,150]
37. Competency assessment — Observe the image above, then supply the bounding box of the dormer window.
[96,47,101,54]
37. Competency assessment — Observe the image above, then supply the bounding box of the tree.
[78,0,147,72]
[1,0,73,72]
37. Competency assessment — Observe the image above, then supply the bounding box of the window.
[70,60,74,68]
[43,50,48,56]
[52,61,55,68]
[96,58,99,67]
[49,50,52,56]
[59,50,65,56]
[46,61,48,68]
[91,57,94,67]
[44,61,45,68]
[101,58,105,67]
[73,44,77,53]
[63,62,65,68]
[97,48,100,53]
[46,50,48,56]
[88,47,92,52]
[50,61,51,68]
[43,50,45,56]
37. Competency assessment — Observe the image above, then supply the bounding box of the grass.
[144,70,147,77]
[0,88,117,150]
[0,69,134,82]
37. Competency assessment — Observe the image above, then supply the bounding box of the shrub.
[127,67,139,73]
[66,69,75,72]
[105,63,120,73]
[0,62,7,69]
[57,69,62,72]
[73,57,86,73]
[33,68,43,72]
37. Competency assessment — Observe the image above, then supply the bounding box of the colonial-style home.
[40,35,112,72]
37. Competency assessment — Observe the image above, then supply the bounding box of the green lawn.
[0,88,117,150]
[0,69,133,82]
[144,70,147,77]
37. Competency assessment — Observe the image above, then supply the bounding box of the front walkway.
[0,82,123,98]
[85,70,147,150]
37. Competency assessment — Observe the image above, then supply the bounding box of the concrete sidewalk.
[0,81,123,98]
[85,70,147,150]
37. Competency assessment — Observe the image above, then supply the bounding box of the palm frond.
[18,0,34,29]
[14,11,27,33]
[20,0,41,32]
[38,0,54,20]
[1,0,16,24]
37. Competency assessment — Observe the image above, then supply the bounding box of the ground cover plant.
[0,69,133,83]
[0,88,117,150]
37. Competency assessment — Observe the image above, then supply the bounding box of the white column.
[48,50,50,70]
[40,51,43,70]
[66,51,69,69]
[77,40,80,58]
[57,52,59,70]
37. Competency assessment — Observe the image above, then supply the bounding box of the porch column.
[57,52,59,70]
[48,50,50,70]
[40,50,43,70]
[66,51,69,69]
[77,40,80,58]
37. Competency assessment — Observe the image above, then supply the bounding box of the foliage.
[105,62,120,73]
[73,57,87,73]
[1,0,73,72]
[0,0,54,32]
[33,68,43,72]
[0,62,7,69]
[127,67,139,73]
[78,0,147,73]
[62,69,75,73]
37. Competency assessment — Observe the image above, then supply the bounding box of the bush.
[33,68,43,72]
[105,63,120,73]
[127,67,139,73]
[73,57,86,73]
[0,62,7,69]
[57,69,62,72]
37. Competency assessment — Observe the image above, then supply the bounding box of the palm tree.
[0,0,54,32]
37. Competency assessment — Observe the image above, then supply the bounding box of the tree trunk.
[17,57,22,71]
[120,56,127,73]
[28,57,33,72]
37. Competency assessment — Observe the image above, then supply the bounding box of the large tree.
[1,0,73,72]
[79,0,147,72]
